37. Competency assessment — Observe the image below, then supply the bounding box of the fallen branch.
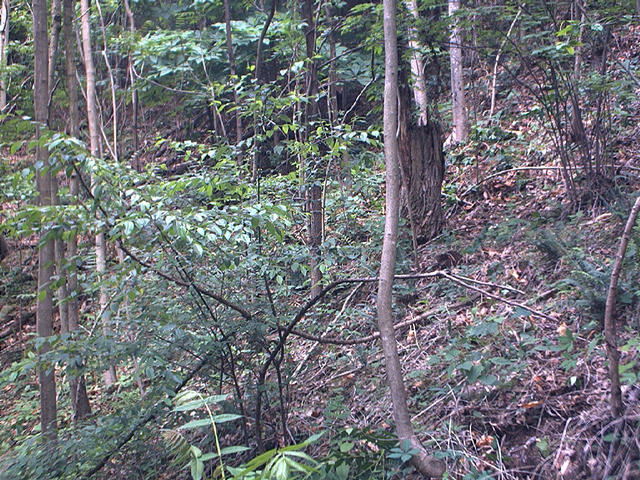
[287,297,476,345]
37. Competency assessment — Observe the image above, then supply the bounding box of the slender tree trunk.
[448,0,468,142]
[604,195,640,417]
[34,0,58,439]
[405,0,429,126]
[325,3,338,126]
[0,0,8,112]
[301,0,323,297]
[63,0,91,420]
[379,0,444,476]
[47,0,62,124]
[122,0,139,169]
[80,0,117,387]
[223,0,242,144]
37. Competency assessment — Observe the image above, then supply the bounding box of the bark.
[398,74,445,243]
[0,234,8,261]
[80,0,117,387]
[255,0,276,83]
[325,2,338,125]
[122,0,139,168]
[34,0,58,439]
[0,0,8,111]
[448,0,468,142]
[63,0,91,421]
[604,195,640,418]
[405,0,429,125]
[47,0,62,124]
[223,0,242,144]
[301,0,322,297]
[379,0,444,476]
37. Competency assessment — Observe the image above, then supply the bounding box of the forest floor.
[283,26,640,480]
[2,23,640,480]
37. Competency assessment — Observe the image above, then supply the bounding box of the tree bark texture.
[34,0,58,439]
[379,0,444,477]
[604,195,640,417]
[398,78,445,243]
[0,0,8,111]
[47,0,62,124]
[448,0,468,142]
[223,0,242,144]
[63,0,91,420]
[405,0,429,126]
[80,0,117,387]
[302,0,323,297]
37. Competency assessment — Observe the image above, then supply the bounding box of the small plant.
[164,390,247,480]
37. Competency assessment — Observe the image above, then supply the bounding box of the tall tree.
[122,0,139,168]
[63,0,91,420]
[448,0,468,143]
[80,0,117,387]
[47,0,62,124]
[223,0,242,144]
[405,0,429,126]
[378,0,444,476]
[34,0,57,438]
[301,0,323,297]
[0,0,8,111]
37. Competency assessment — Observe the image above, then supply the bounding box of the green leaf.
[212,413,242,423]
[179,418,213,430]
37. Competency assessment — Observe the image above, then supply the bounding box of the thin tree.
[223,0,242,144]
[79,0,117,387]
[405,0,429,126]
[301,0,323,297]
[448,0,468,142]
[122,0,139,169]
[34,0,57,438]
[47,0,62,124]
[604,195,640,417]
[378,0,444,476]
[0,0,8,111]
[63,0,91,419]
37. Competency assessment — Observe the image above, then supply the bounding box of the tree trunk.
[34,0,58,439]
[604,195,640,417]
[63,0,92,420]
[0,0,8,112]
[398,75,445,243]
[448,0,468,143]
[0,234,8,261]
[80,0,117,387]
[47,0,62,124]
[301,0,323,297]
[122,0,139,169]
[405,0,429,126]
[379,0,444,477]
[223,0,242,144]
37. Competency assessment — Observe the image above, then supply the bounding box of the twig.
[490,4,523,118]
[286,297,475,346]
[439,271,555,321]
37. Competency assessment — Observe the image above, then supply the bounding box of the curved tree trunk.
[379,0,445,477]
